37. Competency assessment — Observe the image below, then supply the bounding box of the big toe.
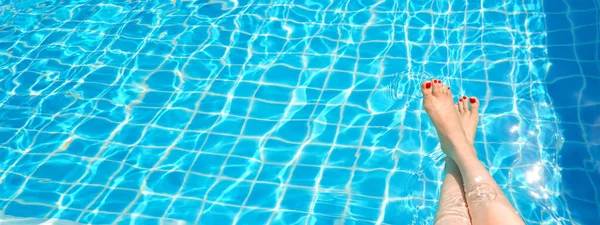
[468,97,480,113]
[421,81,433,96]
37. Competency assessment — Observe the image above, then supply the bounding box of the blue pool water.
[0,0,599,224]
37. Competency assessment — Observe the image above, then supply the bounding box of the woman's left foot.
[446,95,480,171]
[456,96,480,142]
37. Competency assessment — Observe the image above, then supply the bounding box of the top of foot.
[456,95,480,142]
[421,79,479,158]
[445,94,481,171]
[421,79,463,137]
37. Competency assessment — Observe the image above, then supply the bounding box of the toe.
[461,96,469,111]
[469,96,480,113]
[440,84,448,95]
[457,100,464,113]
[421,81,433,96]
[433,80,448,96]
[432,79,443,96]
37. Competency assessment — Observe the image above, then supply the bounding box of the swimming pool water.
[0,0,598,224]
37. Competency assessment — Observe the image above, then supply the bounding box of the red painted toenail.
[459,99,462,102]
[447,87,450,90]
[425,82,432,89]
[463,96,467,99]
[470,98,476,103]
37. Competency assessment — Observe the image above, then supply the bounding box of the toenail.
[459,99,463,102]
[463,96,467,99]
[425,82,432,89]
[470,98,476,103]
[447,87,450,90]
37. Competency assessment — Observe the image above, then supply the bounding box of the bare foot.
[456,95,480,142]
[421,79,471,159]
[446,95,480,171]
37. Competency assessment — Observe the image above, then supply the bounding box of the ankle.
[444,136,479,162]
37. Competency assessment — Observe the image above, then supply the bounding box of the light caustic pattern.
[0,0,587,224]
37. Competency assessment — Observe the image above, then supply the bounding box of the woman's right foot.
[421,79,477,160]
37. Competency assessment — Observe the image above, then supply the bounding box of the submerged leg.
[435,158,471,224]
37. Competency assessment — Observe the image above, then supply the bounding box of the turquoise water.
[0,0,599,224]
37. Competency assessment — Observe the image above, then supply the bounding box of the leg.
[422,80,525,225]
[434,92,480,224]
[435,159,471,224]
